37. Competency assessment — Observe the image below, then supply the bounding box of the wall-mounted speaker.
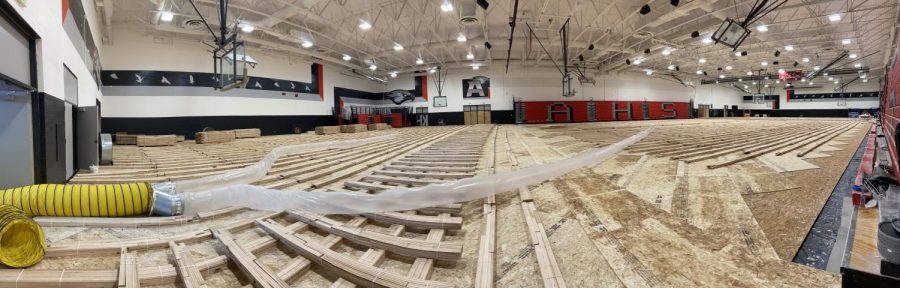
[588,44,595,50]
[640,4,651,15]
[476,0,489,9]
[484,42,492,49]
[671,0,680,6]
[774,50,781,57]
[644,48,651,54]
[626,59,632,65]
[691,31,700,38]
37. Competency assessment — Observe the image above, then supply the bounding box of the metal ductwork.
[459,1,481,26]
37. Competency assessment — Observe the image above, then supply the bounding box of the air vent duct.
[459,1,481,26]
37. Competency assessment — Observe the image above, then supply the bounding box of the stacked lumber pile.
[340,124,368,133]
[115,134,139,145]
[367,123,392,131]
[136,135,177,147]
[195,131,236,144]
[315,126,341,135]
[234,128,261,138]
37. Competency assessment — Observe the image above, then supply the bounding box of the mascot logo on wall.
[463,76,491,98]
[384,89,416,105]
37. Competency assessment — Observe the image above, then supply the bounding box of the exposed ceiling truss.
[103,0,900,88]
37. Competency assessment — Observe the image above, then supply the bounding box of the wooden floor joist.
[286,210,463,260]
[256,220,454,288]
[213,229,291,288]
[171,242,208,288]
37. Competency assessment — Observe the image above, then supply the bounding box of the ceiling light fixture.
[393,43,404,51]
[662,48,673,55]
[301,40,313,48]
[747,71,753,75]
[696,70,703,75]
[160,11,175,22]
[634,58,643,65]
[390,72,398,78]
[359,20,372,30]
[756,25,768,32]
[440,2,454,12]
[241,24,255,33]
[735,52,742,57]
[849,53,858,59]
[855,63,862,68]
[814,66,821,70]
[725,65,733,70]
[802,57,810,62]
[472,65,480,70]
[702,37,712,44]
[829,14,841,22]
[719,74,725,78]
[785,45,793,51]
[842,39,852,45]
[466,52,475,60]
[646,69,654,76]
[342,54,352,61]
[667,64,676,70]
[699,58,706,63]
[457,34,467,42]
[416,58,424,65]
[429,68,437,73]
[369,64,377,71]
[761,61,768,66]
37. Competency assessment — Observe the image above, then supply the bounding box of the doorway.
[0,1,37,187]
[464,104,491,125]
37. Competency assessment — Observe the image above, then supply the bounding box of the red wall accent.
[357,114,370,124]
[390,113,403,128]
[317,64,324,100]
[519,101,689,124]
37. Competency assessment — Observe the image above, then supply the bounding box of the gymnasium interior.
[3,0,900,287]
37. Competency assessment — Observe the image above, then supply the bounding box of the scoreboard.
[779,70,803,82]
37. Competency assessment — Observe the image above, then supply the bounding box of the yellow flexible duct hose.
[0,183,154,217]
[0,205,44,267]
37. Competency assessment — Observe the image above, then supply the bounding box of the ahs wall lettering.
[515,101,690,123]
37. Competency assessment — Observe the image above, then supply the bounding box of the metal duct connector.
[151,182,183,216]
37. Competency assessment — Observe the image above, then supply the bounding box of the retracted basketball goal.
[187,0,252,91]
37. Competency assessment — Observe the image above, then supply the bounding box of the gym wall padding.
[0,183,154,217]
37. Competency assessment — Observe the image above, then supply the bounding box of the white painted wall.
[101,29,381,118]
[386,65,745,112]
[5,0,102,105]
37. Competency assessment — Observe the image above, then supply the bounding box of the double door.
[464,104,491,125]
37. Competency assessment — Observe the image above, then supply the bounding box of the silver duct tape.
[151,187,184,216]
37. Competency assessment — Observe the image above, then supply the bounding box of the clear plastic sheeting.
[172,134,397,192]
[180,127,653,215]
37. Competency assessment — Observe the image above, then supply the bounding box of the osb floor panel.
[32,119,866,287]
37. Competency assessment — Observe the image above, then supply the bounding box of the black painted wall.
[101,115,335,138]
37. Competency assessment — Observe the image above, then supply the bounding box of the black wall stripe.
[102,63,321,94]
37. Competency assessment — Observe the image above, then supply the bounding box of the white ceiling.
[99,0,900,84]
